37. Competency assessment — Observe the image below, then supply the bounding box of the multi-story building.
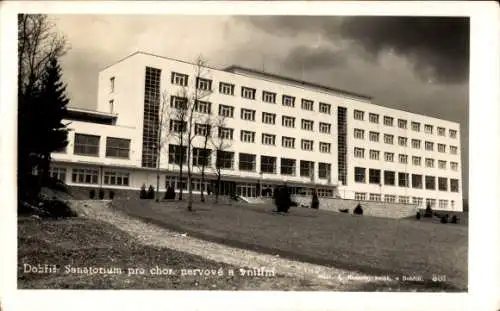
[51,51,463,211]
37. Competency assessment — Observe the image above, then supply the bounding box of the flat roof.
[65,107,117,124]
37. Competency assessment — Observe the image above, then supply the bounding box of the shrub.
[311,191,319,209]
[424,204,433,218]
[451,215,459,224]
[89,189,95,199]
[39,199,77,219]
[140,184,147,199]
[339,208,349,214]
[164,186,175,200]
[109,190,115,200]
[440,215,448,224]
[416,212,421,220]
[98,189,105,200]
[274,185,291,213]
[148,185,155,200]
[353,204,363,215]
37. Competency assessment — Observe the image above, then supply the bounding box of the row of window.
[168,145,332,178]
[353,129,459,155]
[50,167,130,186]
[353,110,458,139]
[354,192,456,209]
[69,134,131,158]
[354,166,460,192]
[353,147,460,170]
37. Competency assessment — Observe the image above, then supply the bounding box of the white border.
[1,1,499,311]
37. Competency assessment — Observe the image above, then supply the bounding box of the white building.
[50,51,463,211]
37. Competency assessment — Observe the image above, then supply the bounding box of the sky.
[51,15,470,198]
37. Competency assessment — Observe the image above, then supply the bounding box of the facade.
[50,51,463,211]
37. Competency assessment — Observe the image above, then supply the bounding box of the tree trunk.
[200,164,206,203]
[215,172,221,204]
[187,147,193,212]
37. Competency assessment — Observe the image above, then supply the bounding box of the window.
[72,168,98,184]
[399,196,410,204]
[282,136,295,148]
[384,195,396,203]
[369,131,379,142]
[354,110,364,120]
[369,113,379,124]
[398,119,407,129]
[412,174,423,189]
[318,163,331,179]
[426,198,437,208]
[219,82,235,95]
[261,156,276,173]
[218,127,234,140]
[216,151,234,169]
[196,77,212,91]
[425,176,436,190]
[280,158,296,175]
[49,167,66,182]
[449,129,458,138]
[355,192,366,201]
[451,162,459,171]
[239,153,256,171]
[354,129,365,139]
[370,150,380,160]
[438,144,446,153]
[194,100,211,114]
[425,141,434,151]
[262,91,276,103]
[110,77,115,92]
[354,147,365,158]
[450,146,458,155]
[369,169,381,184]
[319,122,331,134]
[413,197,424,206]
[451,200,455,209]
[192,148,211,167]
[370,193,382,201]
[240,130,255,143]
[399,154,408,164]
[384,134,394,144]
[241,108,256,121]
[450,179,459,192]
[300,160,314,177]
[282,95,295,107]
[411,139,421,149]
[194,123,211,136]
[282,116,295,128]
[170,120,187,133]
[412,156,421,166]
[262,133,276,145]
[439,199,448,209]
[103,171,130,186]
[301,119,314,131]
[262,112,276,124]
[171,96,187,109]
[383,116,394,126]
[354,167,366,183]
[425,158,435,168]
[301,139,313,151]
[109,100,114,114]
[398,136,408,147]
[438,177,448,191]
[438,160,446,169]
[424,124,433,134]
[384,152,394,162]
[218,105,234,118]
[319,102,331,114]
[171,72,188,86]
[319,142,331,153]
[106,137,130,158]
[74,134,100,156]
[411,121,420,132]
[437,127,446,136]
[241,86,256,100]
[301,99,314,111]
[384,171,395,186]
[398,173,409,187]
[168,144,187,164]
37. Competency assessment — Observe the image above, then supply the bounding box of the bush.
[109,190,115,200]
[148,185,155,200]
[416,212,421,220]
[98,189,105,200]
[451,215,459,224]
[39,199,77,219]
[274,185,291,213]
[339,208,349,214]
[140,184,147,199]
[311,191,319,209]
[353,204,363,215]
[424,204,433,218]
[440,215,448,224]
[164,186,175,200]
[89,189,95,199]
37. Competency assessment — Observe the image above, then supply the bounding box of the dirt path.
[71,200,397,290]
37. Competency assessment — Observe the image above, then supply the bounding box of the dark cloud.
[282,46,348,72]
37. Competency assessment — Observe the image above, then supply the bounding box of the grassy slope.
[114,199,468,291]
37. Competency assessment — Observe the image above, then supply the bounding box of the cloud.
[282,45,349,72]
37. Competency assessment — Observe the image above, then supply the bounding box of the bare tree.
[154,91,174,202]
[198,113,213,203]
[210,115,233,204]
[170,91,189,202]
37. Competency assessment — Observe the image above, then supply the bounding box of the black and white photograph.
[2,1,500,311]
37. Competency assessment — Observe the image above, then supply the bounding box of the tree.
[198,113,213,203]
[210,115,233,204]
[170,92,189,202]
[154,91,173,202]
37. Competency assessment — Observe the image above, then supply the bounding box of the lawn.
[113,198,468,291]
[17,217,328,290]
